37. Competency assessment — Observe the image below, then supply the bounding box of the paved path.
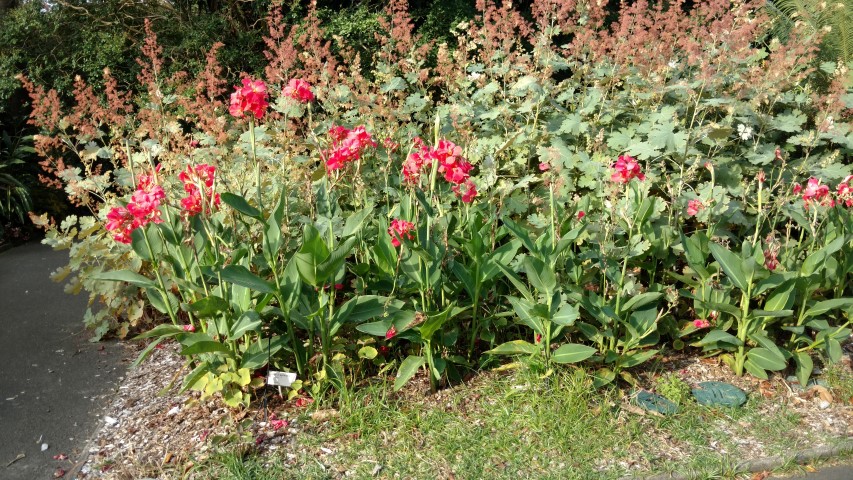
[0,242,126,480]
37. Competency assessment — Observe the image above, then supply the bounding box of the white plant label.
[267,371,296,387]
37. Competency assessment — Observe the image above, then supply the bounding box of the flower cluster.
[105,171,165,244]
[793,177,833,208]
[229,78,269,119]
[325,125,377,172]
[611,155,645,184]
[388,218,415,247]
[282,78,314,103]
[179,163,221,217]
[402,138,477,203]
[693,319,711,329]
[836,175,853,208]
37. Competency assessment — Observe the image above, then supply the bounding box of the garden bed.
[72,341,852,479]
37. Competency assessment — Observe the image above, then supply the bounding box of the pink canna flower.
[538,162,550,171]
[229,78,269,119]
[610,155,645,184]
[182,324,195,332]
[282,78,314,103]
[452,180,478,203]
[179,164,221,217]
[105,206,136,244]
[764,249,779,271]
[324,125,376,173]
[388,219,415,247]
[801,177,833,208]
[577,211,585,220]
[836,175,853,208]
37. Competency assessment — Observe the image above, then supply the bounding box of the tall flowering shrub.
[19,0,853,405]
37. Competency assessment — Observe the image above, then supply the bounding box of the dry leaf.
[311,409,339,422]
[751,471,770,480]
[809,385,834,404]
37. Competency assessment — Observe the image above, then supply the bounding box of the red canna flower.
[105,206,136,244]
[610,155,645,184]
[105,169,165,244]
[387,219,415,247]
[836,175,853,208]
[229,78,268,119]
[801,177,833,208]
[282,78,314,103]
[452,180,478,203]
[577,211,585,220]
[385,325,398,340]
[763,249,779,271]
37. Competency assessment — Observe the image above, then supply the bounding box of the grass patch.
[186,366,850,480]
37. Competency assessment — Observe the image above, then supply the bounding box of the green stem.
[142,228,178,325]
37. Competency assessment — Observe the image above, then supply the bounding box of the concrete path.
[0,242,126,480]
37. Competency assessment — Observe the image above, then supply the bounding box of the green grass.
[182,366,850,480]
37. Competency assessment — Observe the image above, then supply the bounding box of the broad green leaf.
[356,319,392,337]
[228,311,262,340]
[241,336,285,370]
[801,236,844,276]
[523,256,556,295]
[804,298,853,318]
[551,343,596,364]
[746,347,787,371]
[419,304,460,341]
[620,292,662,313]
[394,355,425,391]
[221,192,261,218]
[743,358,769,379]
[294,224,330,286]
[617,349,659,368]
[187,296,230,317]
[762,279,797,311]
[341,205,374,237]
[92,270,155,289]
[220,265,275,294]
[694,330,743,348]
[507,296,544,335]
[552,302,579,326]
[180,333,232,355]
[826,338,842,363]
[793,352,814,387]
[709,243,749,292]
[487,340,539,356]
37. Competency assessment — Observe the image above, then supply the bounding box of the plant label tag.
[267,371,296,387]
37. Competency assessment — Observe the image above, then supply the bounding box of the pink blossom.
[324,125,376,173]
[282,78,314,103]
[686,199,704,217]
[182,324,195,332]
[693,319,711,329]
[179,164,220,217]
[538,162,550,171]
[105,206,135,244]
[452,180,478,203]
[229,78,268,119]
[611,155,645,184]
[764,249,779,271]
[577,211,585,220]
[801,177,833,208]
[836,175,853,208]
[388,219,415,247]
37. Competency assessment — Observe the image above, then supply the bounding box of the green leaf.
[523,256,556,295]
[506,296,544,335]
[801,237,844,276]
[228,311,262,340]
[793,352,814,388]
[746,347,787,371]
[394,355,425,391]
[221,192,261,218]
[187,296,230,318]
[617,349,659,368]
[132,324,185,340]
[826,338,842,363]
[356,319,392,337]
[762,279,797,311]
[358,346,378,360]
[241,337,285,370]
[551,343,596,364]
[709,243,749,292]
[620,292,662,313]
[92,270,155,289]
[419,304,460,341]
[804,298,853,318]
[487,340,539,356]
[341,205,374,237]
[180,333,232,355]
[743,358,769,379]
[694,330,743,348]
[294,224,330,286]
[220,265,275,294]
[552,303,579,326]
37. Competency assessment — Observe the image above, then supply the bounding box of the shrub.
[19,0,853,407]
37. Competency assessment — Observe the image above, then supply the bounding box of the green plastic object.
[633,390,678,415]
[691,381,747,407]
